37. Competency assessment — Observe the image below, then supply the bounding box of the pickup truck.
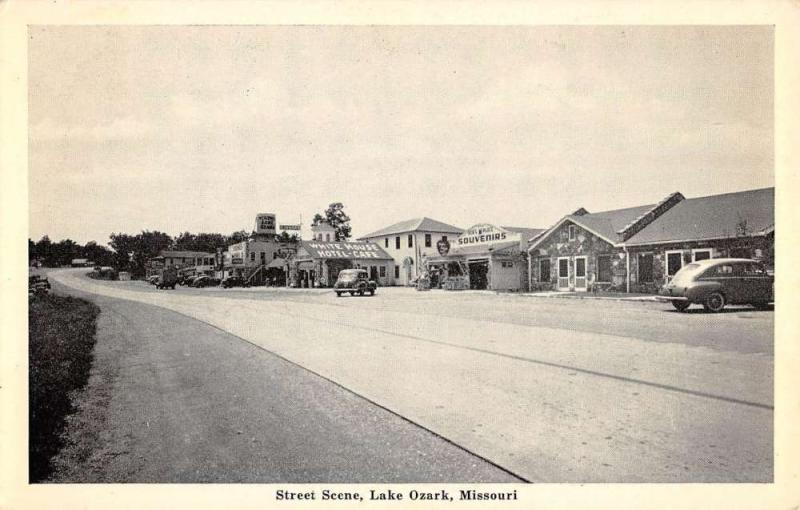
[333,269,377,297]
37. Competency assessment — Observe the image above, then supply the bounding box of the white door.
[557,257,570,290]
[574,256,587,291]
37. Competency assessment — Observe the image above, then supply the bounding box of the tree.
[35,236,53,266]
[277,231,300,243]
[225,230,249,246]
[316,202,352,241]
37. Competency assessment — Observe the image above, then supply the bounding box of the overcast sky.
[28,25,773,245]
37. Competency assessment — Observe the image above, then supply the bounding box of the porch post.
[625,248,630,293]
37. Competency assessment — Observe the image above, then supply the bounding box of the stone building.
[527,187,774,293]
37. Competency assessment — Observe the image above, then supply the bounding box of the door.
[557,257,570,290]
[574,256,587,291]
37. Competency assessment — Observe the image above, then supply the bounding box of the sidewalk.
[524,290,659,302]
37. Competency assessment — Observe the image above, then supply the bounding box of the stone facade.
[529,220,624,291]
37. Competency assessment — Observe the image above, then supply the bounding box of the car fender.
[685,281,724,302]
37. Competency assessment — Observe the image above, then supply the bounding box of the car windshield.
[670,263,703,285]
[338,272,361,282]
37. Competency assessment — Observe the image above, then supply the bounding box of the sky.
[28,25,773,245]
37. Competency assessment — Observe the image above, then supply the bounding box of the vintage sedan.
[657,258,773,312]
[333,269,377,297]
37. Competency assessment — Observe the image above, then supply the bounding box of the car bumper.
[656,295,689,303]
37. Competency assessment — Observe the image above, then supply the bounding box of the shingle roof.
[501,226,546,244]
[624,187,774,245]
[358,217,463,239]
[569,204,656,243]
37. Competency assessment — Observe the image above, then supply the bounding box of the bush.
[28,294,100,482]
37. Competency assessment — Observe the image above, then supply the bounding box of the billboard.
[255,213,276,234]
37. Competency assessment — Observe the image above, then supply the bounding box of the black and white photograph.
[2,1,799,509]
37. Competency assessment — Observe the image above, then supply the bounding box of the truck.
[156,267,178,290]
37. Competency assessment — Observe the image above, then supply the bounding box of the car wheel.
[703,292,725,313]
[358,289,365,296]
[368,289,375,296]
[336,292,342,297]
[672,301,690,312]
[349,291,355,296]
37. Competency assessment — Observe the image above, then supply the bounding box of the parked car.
[29,275,51,289]
[657,258,773,312]
[221,276,250,289]
[191,275,220,288]
[155,268,178,290]
[147,275,160,285]
[180,275,196,286]
[333,269,377,297]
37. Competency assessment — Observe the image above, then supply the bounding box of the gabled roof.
[528,203,656,250]
[623,187,774,245]
[358,217,463,239]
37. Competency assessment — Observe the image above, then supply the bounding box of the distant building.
[147,250,215,277]
[358,217,463,286]
[70,258,91,267]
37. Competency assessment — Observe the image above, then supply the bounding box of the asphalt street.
[47,269,774,482]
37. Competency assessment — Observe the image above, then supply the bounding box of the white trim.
[664,250,684,277]
[568,225,576,241]
[528,216,618,253]
[692,248,713,262]
[574,256,588,291]
[556,256,570,290]
[623,232,771,247]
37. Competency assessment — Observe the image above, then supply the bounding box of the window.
[425,234,432,247]
[575,257,586,278]
[385,238,389,248]
[597,255,612,283]
[408,234,413,248]
[568,225,576,241]
[395,236,401,249]
[380,266,386,277]
[250,252,255,262]
[558,258,569,278]
[501,261,514,268]
[638,253,654,283]
[394,266,400,278]
[665,250,683,277]
[442,236,448,242]
[692,249,712,262]
[710,264,734,276]
[539,259,551,282]
[273,252,278,259]
[325,233,331,241]
[742,262,767,276]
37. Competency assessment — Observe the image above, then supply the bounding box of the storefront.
[423,224,534,291]
[289,240,395,288]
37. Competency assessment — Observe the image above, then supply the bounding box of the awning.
[266,258,288,269]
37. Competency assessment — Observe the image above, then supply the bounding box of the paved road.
[48,280,519,483]
[49,269,773,482]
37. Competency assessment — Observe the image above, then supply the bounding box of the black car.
[221,276,250,289]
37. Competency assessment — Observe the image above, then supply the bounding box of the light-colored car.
[657,258,773,312]
[333,269,377,297]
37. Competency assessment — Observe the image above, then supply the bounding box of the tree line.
[28,229,297,276]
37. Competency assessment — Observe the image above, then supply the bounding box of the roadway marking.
[260,303,774,412]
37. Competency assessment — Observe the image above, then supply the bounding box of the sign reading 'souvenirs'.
[456,224,520,248]
[304,241,390,260]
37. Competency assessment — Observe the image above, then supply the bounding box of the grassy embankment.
[28,294,100,482]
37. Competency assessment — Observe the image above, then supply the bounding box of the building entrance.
[468,260,489,290]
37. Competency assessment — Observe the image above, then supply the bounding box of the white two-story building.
[357,217,463,286]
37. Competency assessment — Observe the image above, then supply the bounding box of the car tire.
[703,292,726,313]
[336,292,342,297]
[358,289,365,296]
[349,291,355,296]
[672,301,690,312]
[368,289,375,296]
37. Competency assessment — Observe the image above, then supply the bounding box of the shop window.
[569,225,576,241]
[638,253,654,283]
[665,251,683,277]
[395,236,400,249]
[385,238,389,248]
[539,259,551,282]
[380,266,386,277]
[425,234,432,247]
[394,266,400,278]
[692,249,712,262]
[408,234,413,248]
[597,255,612,283]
